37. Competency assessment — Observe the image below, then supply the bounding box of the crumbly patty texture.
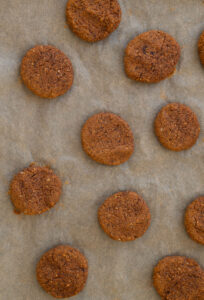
[154,103,200,151]
[81,112,134,166]
[36,245,88,298]
[10,164,62,215]
[98,191,151,241]
[153,256,204,300]
[198,31,204,66]
[21,45,73,98]
[124,30,180,83]
[185,196,204,245]
[66,0,121,42]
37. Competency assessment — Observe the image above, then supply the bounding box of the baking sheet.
[0,0,204,299]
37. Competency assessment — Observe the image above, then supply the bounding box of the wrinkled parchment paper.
[0,0,204,299]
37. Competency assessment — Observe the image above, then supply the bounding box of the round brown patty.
[185,196,204,245]
[98,191,151,241]
[66,0,121,42]
[36,245,88,298]
[153,256,204,300]
[81,112,134,166]
[21,45,73,98]
[198,31,204,66]
[10,164,62,215]
[124,30,180,83]
[154,103,200,151]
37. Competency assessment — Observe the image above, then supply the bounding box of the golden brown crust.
[81,112,134,166]
[124,30,180,83]
[198,31,204,66]
[185,196,204,245]
[36,245,88,298]
[98,191,151,241]
[10,164,62,215]
[154,103,200,151]
[66,0,121,42]
[21,45,73,98]
[153,256,204,300]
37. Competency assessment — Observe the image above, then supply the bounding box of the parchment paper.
[0,0,204,299]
